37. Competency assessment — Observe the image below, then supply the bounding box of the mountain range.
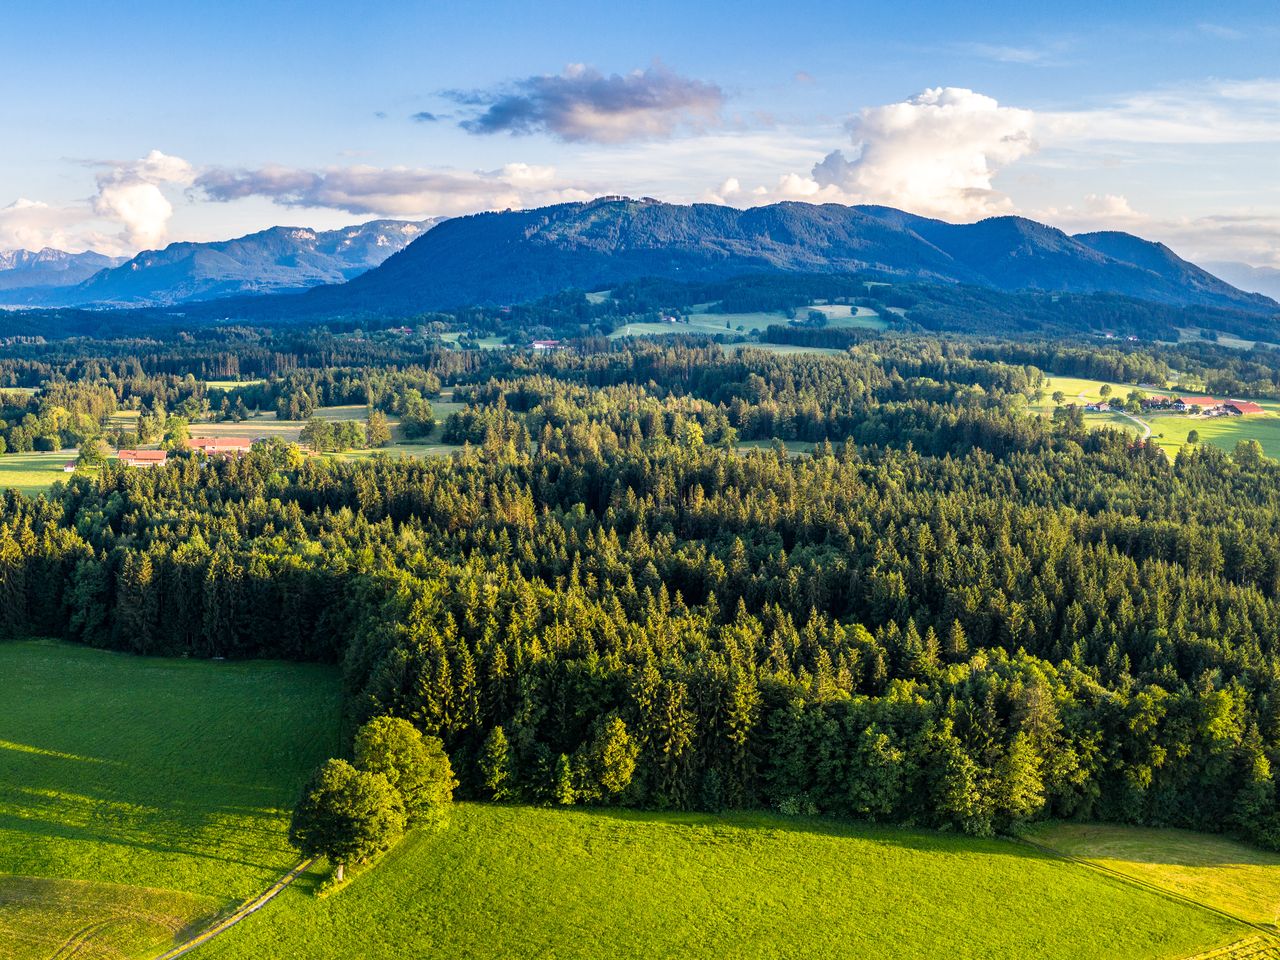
[2,199,1274,320]
[0,218,440,307]
[1203,261,1280,302]
[0,249,125,292]
[297,198,1276,316]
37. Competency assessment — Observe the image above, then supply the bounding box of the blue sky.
[3,0,1279,266]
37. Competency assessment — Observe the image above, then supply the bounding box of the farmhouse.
[62,461,76,473]
[531,339,561,351]
[188,436,254,456]
[1173,396,1221,413]
[1139,395,1171,410]
[1225,401,1265,416]
[117,449,167,468]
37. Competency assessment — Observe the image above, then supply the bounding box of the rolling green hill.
[197,804,1241,960]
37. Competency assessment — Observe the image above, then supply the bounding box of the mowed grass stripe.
[197,804,1243,960]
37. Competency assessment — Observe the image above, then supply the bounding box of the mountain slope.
[300,199,1275,315]
[1202,261,1280,302]
[1072,232,1258,306]
[25,219,442,307]
[0,249,124,292]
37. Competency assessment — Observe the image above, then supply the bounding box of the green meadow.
[0,640,340,959]
[611,301,886,341]
[1034,374,1280,460]
[0,395,474,498]
[1028,823,1280,928]
[1149,412,1280,460]
[0,452,78,496]
[198,804,1240,960]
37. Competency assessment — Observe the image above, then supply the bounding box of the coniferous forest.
[4,331,1280,846]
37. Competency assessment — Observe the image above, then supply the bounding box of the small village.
[1083,394,1266,418]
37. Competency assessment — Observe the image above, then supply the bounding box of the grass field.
[0,639,340,960]
[197,805,1240,960]
[0,399,472,498]
[611,315,781,339]
[204,379,265,391]
[612,302,886,341]
[0,451,78,496]
[437,332,508,350]
[806,303,889,330]
[1028,823,1280,928]
[1032,374,1280,460]
[1148,413,1280,460]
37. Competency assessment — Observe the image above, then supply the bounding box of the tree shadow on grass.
[499,803,1064,863]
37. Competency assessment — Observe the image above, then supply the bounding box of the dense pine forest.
[6,332,1280,848]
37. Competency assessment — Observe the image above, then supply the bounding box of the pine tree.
[480,726,514,800]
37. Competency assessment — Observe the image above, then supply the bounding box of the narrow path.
[151,859,312,959]
[1115,409,1153,439]
[1066,386,1153,439]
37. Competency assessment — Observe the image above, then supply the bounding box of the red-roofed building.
[188,436,254,456]
[1226,401,1266,416]
[118,449,167,468]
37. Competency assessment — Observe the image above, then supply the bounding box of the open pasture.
[196,805,1241,960]
[0,640,340,960]
[1027,823,1280,929]
[0,451,79,496]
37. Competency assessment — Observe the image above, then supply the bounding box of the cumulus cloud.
[810,87,1037,220]
[92,149,194,248]
[1033,193,1147,231]
[451,63,724,143]
[0,198,95,252]
[411,111,439,123]
[708,88,1037,220]
[194,162,592,217]
[1,150,194,254]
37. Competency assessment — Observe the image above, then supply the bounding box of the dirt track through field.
[151,860,312,959]
[1116,410,1153,439]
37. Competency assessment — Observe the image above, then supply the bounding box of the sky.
[2,0,1279,267]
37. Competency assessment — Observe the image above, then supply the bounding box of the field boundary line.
[151,859,312,959]
[1018,837,1279,951]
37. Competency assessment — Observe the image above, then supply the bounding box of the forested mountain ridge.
[297,198,1275,314]
[9,218,441,307]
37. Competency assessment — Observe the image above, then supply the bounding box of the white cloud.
[0,198,89,252]
[817,87,1037,219]
[93,150,195,248]
[1,150,195,255]
[194,162,592,217]
[1040,79,1280,145]
[709,88,1037,220]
